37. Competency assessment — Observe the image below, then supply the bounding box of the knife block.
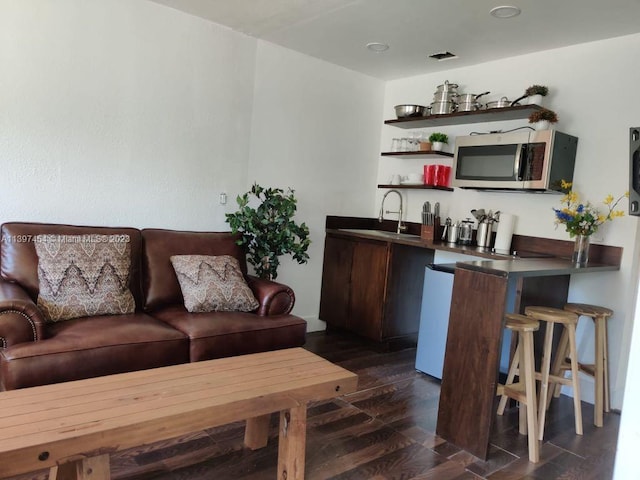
[421,217,441,242]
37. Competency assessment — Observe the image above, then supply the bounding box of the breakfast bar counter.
[436,258,619,459]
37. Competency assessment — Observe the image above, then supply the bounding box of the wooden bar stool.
[524,306,582,441]
[496,313,540,463]
[557,303,613,427]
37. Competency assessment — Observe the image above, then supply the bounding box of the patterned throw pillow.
[35,234,136,322]
[170,255,259,313]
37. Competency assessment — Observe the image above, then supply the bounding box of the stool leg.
[522,330,539,463]
[498,341,521,416]
[518,338,527,435]
[538,321,555,441]
[550,327,570,404]
[603,317,610,413]
[567,324,583,435]
[594,317,605,427]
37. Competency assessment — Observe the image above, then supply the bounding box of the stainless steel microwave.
[451,130,578,192]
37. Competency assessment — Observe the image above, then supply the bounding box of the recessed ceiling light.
[490,5,521,18]
[366,42,389,53]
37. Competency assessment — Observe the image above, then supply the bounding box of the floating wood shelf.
[377,184,454,191]
[381,150,454,158]
[384,105,542,129]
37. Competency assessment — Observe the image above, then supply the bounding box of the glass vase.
[572,234,590,266]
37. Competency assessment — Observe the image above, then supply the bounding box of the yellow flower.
[597,214,606,223]
[561,180,573,189]
[604,194,614,205]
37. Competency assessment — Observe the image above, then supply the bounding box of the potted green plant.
[524,84,549,105]
[225,183,310,280]
[428,132,449,151]
[528,108,558,130]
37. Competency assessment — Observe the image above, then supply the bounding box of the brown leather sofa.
[0,222,307,390]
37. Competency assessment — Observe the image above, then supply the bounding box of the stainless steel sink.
[339,229,420,240]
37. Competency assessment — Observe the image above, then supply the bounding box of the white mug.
[390,174,401,185]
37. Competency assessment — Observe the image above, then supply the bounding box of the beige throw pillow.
[35,234,136,322]
[170,255,259,313]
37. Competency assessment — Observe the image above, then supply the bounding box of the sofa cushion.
[0,313,189,390]
[35,235,136,322]
[142,229,247,311]
[0,223,143,307]
[150,306,307,362]
[170,255,258,313]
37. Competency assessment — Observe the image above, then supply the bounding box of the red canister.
[435,165,451,187]
[424,164,437,185]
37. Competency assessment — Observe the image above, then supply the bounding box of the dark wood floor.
[9,330,619,480]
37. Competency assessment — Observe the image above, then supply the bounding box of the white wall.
[382,33,640,410]
[248,41,384,331]
[0,0,256,230]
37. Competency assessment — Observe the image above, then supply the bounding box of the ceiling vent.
[429,51,458,61]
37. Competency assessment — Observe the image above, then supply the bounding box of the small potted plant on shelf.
[524,84,549,105]
[428,132,449,152]
[528,108,558,131]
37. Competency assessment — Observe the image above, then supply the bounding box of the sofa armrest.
[246,275,296,316]
[0,280,46,347]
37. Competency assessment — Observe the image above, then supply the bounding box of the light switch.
[219,192,227,205]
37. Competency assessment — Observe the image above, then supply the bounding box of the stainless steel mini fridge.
[415,261,455,380]
[415,251,513,380]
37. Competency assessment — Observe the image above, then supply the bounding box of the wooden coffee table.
[0,348,357,480]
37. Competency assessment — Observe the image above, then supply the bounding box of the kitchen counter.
[329,227,621,273]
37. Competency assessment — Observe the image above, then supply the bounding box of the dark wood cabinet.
[319,233,433,344]
[318,235,355,330]
[319,235,388,340]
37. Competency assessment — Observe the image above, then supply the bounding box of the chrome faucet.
[378,189,406,234]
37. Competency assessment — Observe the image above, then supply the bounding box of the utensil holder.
[421,217,441,242]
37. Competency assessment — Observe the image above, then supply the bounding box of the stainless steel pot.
[432,91,458,103]
[394,104,428,118]
[457,102,482,112]
[435,80,458,94]
[486,94,527,109]
[430,101,457,115]
[457,91,490,103]
[486,96,512,109]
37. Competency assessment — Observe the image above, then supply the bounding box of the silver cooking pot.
[457,91,490,104]
[430,101,457,115]
[435,80,458,94]
[457,102,482,113]
[486,94,527,109]
[486,96,513,109]
[432,91,459,103]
